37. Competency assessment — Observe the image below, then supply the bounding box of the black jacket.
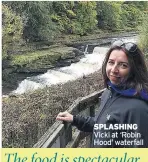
[72,88,148,148]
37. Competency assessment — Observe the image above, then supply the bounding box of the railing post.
[62,121,72,147]
[90,105,95,117]
[85,105,95,147]
[59,124,66,148]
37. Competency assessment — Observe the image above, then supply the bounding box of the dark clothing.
[72,88,148,148]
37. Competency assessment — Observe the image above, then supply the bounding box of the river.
[8,35,138,95]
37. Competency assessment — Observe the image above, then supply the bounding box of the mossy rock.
[9,46,83,73]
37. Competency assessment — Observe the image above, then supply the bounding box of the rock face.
[5,47,84,74]
[2,46,85,94]
[56,48,84,67]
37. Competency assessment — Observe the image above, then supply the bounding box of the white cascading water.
[12,36,137,94]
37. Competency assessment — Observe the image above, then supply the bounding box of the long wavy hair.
[102,45,148,94]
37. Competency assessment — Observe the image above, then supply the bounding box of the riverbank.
[2,69,104,147]
[53,30,137,45]
[3,56,148,147]
[2,46,84,94]
[2,31,137,95]
[2,31,140,147]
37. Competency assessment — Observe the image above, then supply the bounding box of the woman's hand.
[56,111,73,122]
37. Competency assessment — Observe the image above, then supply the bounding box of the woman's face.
[106,49,130,85]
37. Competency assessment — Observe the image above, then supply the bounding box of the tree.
[52,1,97,35]
[96,2,122,31]
[72,2,97,35]
[121,3,143,29]
[4,1,57,42]
[2,4,23,59]
[138,13,148,54]
[52,1,75,34]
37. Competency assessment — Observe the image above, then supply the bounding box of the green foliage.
[121,3,143,29]
[72,2,97,35]
[97,2,123,31]
[138,13,148,55]
[52,1,97,35]
[4,1,57,42]
[3,1,147,43]
[23,2,57,42]
[96,1,147,31]
[2,4,23,59]
[123,1,148,11]
[52,1,75,33]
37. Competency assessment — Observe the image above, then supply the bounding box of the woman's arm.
[72,115,95,132]
[56,111,95,132]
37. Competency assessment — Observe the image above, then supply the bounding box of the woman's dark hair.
[102,45,148,94]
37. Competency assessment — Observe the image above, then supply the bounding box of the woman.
[56,40,148,148]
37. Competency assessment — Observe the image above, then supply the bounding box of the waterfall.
[13,47,108,94]
[84,45,88,54]
[12,35,138,94]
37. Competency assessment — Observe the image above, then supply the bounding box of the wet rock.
[56,59,71,67]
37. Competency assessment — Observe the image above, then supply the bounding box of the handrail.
[33,88,105,148]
